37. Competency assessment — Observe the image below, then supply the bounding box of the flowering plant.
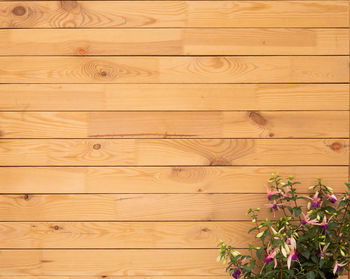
[218,174,350,279]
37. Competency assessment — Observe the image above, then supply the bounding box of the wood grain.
[0,139,347,166]
[0,278,230,279]
[0,250,225,276]
[0,193,300,221]
[0,84,347,111]
[0,278,346,279]
[0,221,255,248]
[0,111,347,139]
[0,56,347,84]
[1,28,347,55]
[0,166,347,193]
[0,1,347,28]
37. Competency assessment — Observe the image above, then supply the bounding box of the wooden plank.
[0,84,348,111]
[0,28,347,56]
[0,278,225,279]
[0,111,347,139]
[0,166,347,193]
[0,221,255,248]
[0,1,347,28]
[0,139,347,166]
[0,276,339,279]
[4,278,345,279]
[0,278,227,279]
[0,193,321,221]
[0,250,225,276]
[0,56,347,84]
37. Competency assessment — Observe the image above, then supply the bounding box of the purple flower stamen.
[232,269,241,279]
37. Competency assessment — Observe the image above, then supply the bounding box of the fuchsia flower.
[333,261,347,275]
[266,185,279,200]
[266,200,282,210]
[264,247,278,268]
[318,243,331,259]
[230,258,246,279]
[230,264,241,279]
[306,192,321,208]
[279,187,291,198]
[287,236,298,269]
[327,194,337,203]
[315,216,333,231]
[232,268,241,279]
[287,246,298,269]
[301,213,318,225]
[265,200,283,217]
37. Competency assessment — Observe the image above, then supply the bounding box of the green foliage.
[218,174,350,279]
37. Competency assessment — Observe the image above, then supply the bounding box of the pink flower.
[279,187,291,198]
[301,213,318,225]
[265,200,283,217]
[266,185,279,200]
[288,236,297,249]
[264,247,278,268]
[327,194,337,203]
[287,246,298,269]
[306,192,321,208]
[315,216,333,231]
[318,243,331,259]
[333,261,346,274]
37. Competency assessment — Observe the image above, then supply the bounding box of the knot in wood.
[248,111,267,126]
[93,143,101,150]
[78,48,86,55]
[330,142,342,151]
[60,1,79,11]
[12,6,26,16]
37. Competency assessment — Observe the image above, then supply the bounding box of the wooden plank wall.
[0,0,349,278]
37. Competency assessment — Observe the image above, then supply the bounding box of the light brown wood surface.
[0,278,228,279]
[0,84,348,111]
[0,277,346,279]
[0,139,348,166]
[0,111,347,138]
[1,28,348,55]
[0,193,319,221]
[0,250,225,276]
[0,221,255,248]
[0,56,348,83]
[0,0,348,277]
[0,166,347,193]
[0,1,347,28]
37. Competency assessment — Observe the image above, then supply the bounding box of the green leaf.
[301,250,310,259]
[324,206,336,214]
[248,227,256,234]
[306,271,315,279]
[318,270,326,279]
[294,207,302,217]
[256,248,263,259]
